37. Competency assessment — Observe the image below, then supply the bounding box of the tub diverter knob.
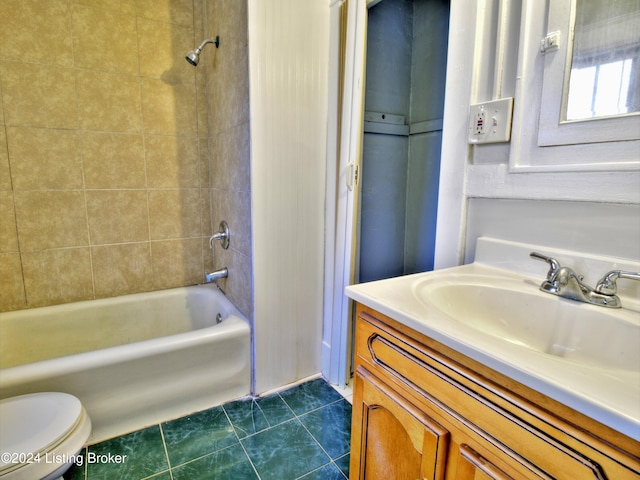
[209,221,230,250]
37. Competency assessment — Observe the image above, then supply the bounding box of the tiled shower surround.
[0,0,252,316]
[66,378,351,480]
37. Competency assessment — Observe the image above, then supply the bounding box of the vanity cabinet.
[349,304,640,480]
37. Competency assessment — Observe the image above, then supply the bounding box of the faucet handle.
[530,252,561,279]
[209,221,230,250]
[595,270,640,295]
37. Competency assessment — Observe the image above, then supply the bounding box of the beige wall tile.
[92,242,154,297]
[219,39,250,129]
[72,4,139,75]
[0,0,221,311]
[0,0,73,66]
[210,122,251,190]
[0,62,78,129]
[0,80,4,125]
[73,0,136,15]
[22,248,94,307]
[145,135,199,188]
[0,252,26,312]
[198,136,209,188]
[196,61,207,92]
[135,0,194,28]
[148,189,201,239]
[200,188,212,235]
[141,78,197,136]
[212,188,251,258]
[213,246,253,319]
[7,127,83,190]
[14,191,88,251]
[201,0,253,319]
[137,18,194,85]
[204,49,227,128]
[76,69,142,133]
[0,128,10,190]
[196,80,209,137]
[0,191,18,252]
[204,0,223,34]
[205,38,249,132]
[151,238,202,289]
[193,0,204,29]
[86,190,149,245]
[82,132,145,189]
[217,0,248,46]
[202,236,214,275]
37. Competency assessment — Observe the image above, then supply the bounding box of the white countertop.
[345,238,640,441]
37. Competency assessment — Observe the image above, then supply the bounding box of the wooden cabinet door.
[350,366,450,480]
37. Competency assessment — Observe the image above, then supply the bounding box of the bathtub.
[0,284,251,443]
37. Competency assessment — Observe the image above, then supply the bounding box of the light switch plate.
[468,97,514,144]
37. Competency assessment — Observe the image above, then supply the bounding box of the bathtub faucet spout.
[205,267,228,283]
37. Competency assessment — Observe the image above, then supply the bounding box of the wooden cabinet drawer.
[355,311,639,479]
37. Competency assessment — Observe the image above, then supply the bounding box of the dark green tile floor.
[65,378,351,480]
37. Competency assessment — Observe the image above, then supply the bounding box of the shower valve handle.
[209,221,230,250]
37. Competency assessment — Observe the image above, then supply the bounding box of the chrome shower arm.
[196,36,220,51]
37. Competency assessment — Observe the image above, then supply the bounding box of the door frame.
[322,0,369,386]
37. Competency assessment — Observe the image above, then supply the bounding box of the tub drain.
[216,313,223,324]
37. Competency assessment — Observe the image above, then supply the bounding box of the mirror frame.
[509,0,640,173]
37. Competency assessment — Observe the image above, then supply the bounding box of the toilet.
[0,393,91,480]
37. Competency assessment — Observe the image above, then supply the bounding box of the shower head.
[185,36,220,66]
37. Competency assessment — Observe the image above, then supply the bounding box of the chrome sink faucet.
[530,252,640,308]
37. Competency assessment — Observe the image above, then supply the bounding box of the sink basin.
[345,238,640,440]
[416,277,640,371]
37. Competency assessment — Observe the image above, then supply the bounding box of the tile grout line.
[294,459,349,480]
[282,393,350,479]
[160,405,255,473]
[293,413,340,478]
[218,390,348,479]
[335,452,350,480]
[221,401,263,480]
[157,424,174,480]
[82,380,350,480]
[156,405,259,478]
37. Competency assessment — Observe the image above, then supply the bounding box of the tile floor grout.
[156,425,173,480]
[281,400,348,480]
[71,378,351,480]
[220,400,263,480]
[222,392,349,480]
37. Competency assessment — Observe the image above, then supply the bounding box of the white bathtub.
[0,284,251,443]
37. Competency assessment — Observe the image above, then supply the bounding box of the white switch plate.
[468,97,514,144]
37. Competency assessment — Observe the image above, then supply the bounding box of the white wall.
[248,0,330,393]
[465,199,640,265]
[435,0,640,269]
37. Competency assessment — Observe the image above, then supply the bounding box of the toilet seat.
[0,393,91,480]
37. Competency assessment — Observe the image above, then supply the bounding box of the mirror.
[565,0,640,121]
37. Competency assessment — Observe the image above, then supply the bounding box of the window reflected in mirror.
[565,0,640,121]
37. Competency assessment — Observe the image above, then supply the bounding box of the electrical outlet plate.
[468,97,514,144]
